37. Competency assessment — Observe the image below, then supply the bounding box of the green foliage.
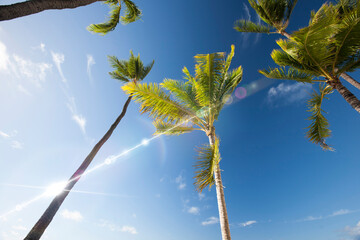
[194,138,220,192]
[153,119,197,136]
[306,84,334,151]
[234,19,271,33]
[87,0,141,35]
[259,67,314,83]
[123,45,243,191]
[108,50,154,83]
[236,0,298,33]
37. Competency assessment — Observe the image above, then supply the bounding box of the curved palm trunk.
[24,96,132,240]
[209,134,231,240]
[340,72,360,91]
[0,0,103,21]
[331,81,360,114]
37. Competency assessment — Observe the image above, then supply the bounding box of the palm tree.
[259,1,360,150]
[234,0,360,90]
[0,0,141,35]
[24,51,154,240]
[122,45,243,240]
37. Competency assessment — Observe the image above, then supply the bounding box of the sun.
[44,181,67,197]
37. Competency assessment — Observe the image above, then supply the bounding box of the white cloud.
[39,43,45,52]
[240,220,257,227]
[188,207,200,215]
[344,221,360,240]
[121,226,137,235]
[331,209,350,217]
[10,140,23,149]
[60,209,83,222]
[72,114,86,134]
[176,174,186,190]
[202,217,219,226]
[98,220,138,234]
[87,54,95,85]
[51,51,66,83]
[0,130,10,138]
[267,82,312,106]
[297,208,356,222]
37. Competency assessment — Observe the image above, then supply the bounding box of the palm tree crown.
[108,50,154,83]
[87,0,141,35]
[122,45,243,189]
[260,1,360,150]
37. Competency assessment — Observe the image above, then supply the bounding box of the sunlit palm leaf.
[153,119,198,136]
[194,138,220,192]
[259,67,314,83]
[121,0,141,24]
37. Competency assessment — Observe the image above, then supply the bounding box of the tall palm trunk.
[0,0,102,21]
[24,96,132,240]
[340,72,360,91]
[331,80,360,114]
[209,134,231,240]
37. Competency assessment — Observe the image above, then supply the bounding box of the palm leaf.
[259,67,314,83]
[122,82,194,123]
[194,138,221,192]
[306,84,334,151]
[87,1,121,35]
[153,119,197,136]
[121,0,141,24]
[234,19,271,33]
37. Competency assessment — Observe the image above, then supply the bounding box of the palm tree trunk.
[208,134,231,240]
[0,0,103,21]
[340,72,360,91]
[331,81,360,114]
[24,96,132,240]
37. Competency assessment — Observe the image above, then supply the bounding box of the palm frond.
[122,82,193,123]
[87,1,121,35]
[141,60,155,80]
[259,67,314,83]
[153,119,197,136]
[306,84,334,151]
[108,55,130,83]
[87,0,141,35]
[234,19,272,33]
[194,138,221,192]
[161,79,201,112]
[121,0,141,24]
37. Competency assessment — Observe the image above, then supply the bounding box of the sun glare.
[44,181,67,197]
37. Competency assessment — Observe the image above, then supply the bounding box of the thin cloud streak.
[87,54,95,86]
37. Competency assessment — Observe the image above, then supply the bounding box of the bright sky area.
[1,0,360,240]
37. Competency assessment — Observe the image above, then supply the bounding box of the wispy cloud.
[198,192,205,201]
[240,220,257,227]
[12,225,27,231]
[0,130,23,150]
[66,96,87,134]
[176,174,186,190]
[98,219,138,234]
[33,43,46,53]
[297,208,358,222]
[202,217,219,226]
[188,206,200,215]
[0,41,52,93]
[267,82,312,106]
[60,209,83,222]
[51,51,66,83]
[17,84,32,96]
[87,54,95,85]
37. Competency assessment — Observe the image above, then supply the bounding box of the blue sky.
[1,0,360,239]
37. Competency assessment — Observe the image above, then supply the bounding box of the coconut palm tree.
[259,1,360,150]
[24,51,154,240]
[235,0,360,150]
[122,45,242,240]
[234,0,360,90]
[0,0,141,35]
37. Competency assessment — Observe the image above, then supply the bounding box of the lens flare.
[235,87,247,99]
